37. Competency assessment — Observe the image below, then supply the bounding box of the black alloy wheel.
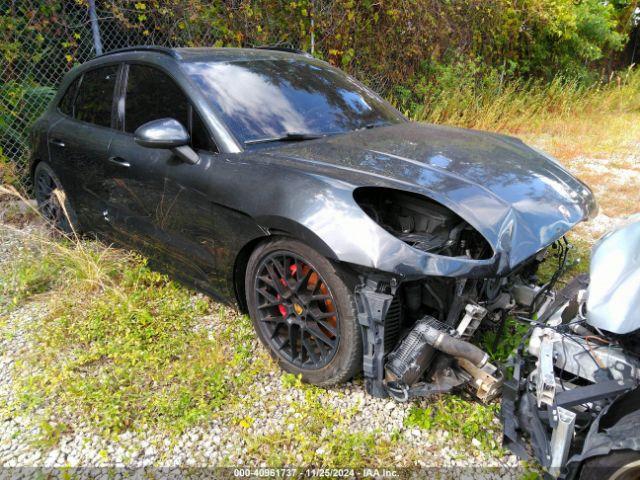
[245,238,362,386]
[35,168,63,224]
[254,251,339,369]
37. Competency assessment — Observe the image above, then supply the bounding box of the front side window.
[182,58,406,144]
[125,64,189,133]
[190,109,211,152]
[74,65,118,127]
[124,64,214,151]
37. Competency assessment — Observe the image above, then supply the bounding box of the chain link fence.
[0,1,222,193]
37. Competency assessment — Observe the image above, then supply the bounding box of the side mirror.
[134,118,199,165]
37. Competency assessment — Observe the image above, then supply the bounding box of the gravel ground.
[563,151,640,240]
[0,220,525,477]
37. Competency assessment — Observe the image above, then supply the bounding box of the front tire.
[245,238,362,386]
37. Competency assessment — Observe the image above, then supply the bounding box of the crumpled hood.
[265,122,597,270]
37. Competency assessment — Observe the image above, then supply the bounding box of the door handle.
[108,156,131,168]
[49,138,65,148]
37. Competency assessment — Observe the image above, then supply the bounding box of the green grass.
[405,396,502,455]
[2,229,269,435]
[538,235,591,287]
[0,226,402,467]
[478,317,531,364]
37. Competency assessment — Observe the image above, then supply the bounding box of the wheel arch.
[567,387,640,475]
[29,157,44,193]
[232,217,340,312]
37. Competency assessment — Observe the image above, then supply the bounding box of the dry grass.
[0,215,269,436]
[520,111,640,163]
[572,165,640,219]
[415,68,640,163]
[0,186,126,306]
[412,67,640,224]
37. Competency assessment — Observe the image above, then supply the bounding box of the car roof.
[97,46,313,64]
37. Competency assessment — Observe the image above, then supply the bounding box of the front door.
[102,63,224,293]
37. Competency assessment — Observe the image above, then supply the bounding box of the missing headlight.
[354,187,492,259]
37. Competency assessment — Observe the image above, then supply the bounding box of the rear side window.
[125,64,215,152]
[124,64,188,133]
[58,76,80,116]
[74,65,118,127]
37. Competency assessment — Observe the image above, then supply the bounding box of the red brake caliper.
[277,298,287,317]
[277,264,298,317]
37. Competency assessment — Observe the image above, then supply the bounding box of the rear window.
[74,65,118,128]
[58,76,80,117]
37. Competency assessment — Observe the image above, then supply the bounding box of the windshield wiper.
[244,132,325,145]
[361,121,390,130]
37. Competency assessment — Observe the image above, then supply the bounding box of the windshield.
[182,58,405,144]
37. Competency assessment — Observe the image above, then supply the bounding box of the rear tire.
[33,161,78,234]
[580,450,640,480]
[245,238,362,386]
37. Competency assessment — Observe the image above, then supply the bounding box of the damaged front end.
[350,187,556,403]
[502,219,640,479]
[348,184,640,477]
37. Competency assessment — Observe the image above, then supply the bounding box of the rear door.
[47,64,120,230]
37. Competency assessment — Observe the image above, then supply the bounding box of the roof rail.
[98,46,180,59]
[254,45,313,58]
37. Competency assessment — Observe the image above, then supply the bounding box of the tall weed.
[402,64,640,135]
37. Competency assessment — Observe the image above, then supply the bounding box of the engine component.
[385,315,492,392]
[354,187,492,258]
[512,283,543,308]
[385,316,447,386]
[456,303,488,340]
[549,407,577,477]
[535,332,557,407]
[457,357,503,403]
[528,327,640,384]
[501,233,640,480]
[427,324,489,368]
[383,295,403,353]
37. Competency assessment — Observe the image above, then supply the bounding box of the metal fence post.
[310,0,315,54]
[88,0,103,56]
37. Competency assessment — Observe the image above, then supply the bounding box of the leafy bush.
[0,81,55,186]
[1,1,638,188]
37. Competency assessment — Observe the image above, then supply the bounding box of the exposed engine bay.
[353,189,545,401]
[353,188,640,479]
[355,187,493,259]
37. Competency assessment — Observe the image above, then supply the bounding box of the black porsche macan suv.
[30,46,595,395]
